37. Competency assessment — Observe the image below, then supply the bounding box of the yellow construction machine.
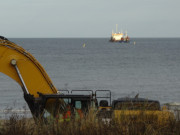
[0,36,174,122]
[0,36,108,119]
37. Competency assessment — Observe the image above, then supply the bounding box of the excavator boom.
[0,37,60,117]
[0,37,57,97]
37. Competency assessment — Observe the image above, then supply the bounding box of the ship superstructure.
[110,24,130,42]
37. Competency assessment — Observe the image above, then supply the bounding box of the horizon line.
[7,37,180,39]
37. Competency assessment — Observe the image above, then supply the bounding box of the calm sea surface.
[0,38,180,115]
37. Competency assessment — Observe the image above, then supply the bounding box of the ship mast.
[112,30,114,34]
[116,24,118,33]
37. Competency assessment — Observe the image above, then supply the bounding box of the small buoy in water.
[83,43,86,48]
[133,41,136,45]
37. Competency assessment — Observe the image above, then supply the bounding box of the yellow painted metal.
[99,106,112,110]
[114,110,174,124]
[0,39,57,97]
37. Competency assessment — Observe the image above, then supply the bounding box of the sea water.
[0,38,180,116]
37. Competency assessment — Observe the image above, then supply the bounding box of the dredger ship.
[110,24,130,42]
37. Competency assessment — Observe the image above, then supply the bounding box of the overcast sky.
[0,0,180,38]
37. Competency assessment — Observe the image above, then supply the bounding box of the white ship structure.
[110,24,130,42]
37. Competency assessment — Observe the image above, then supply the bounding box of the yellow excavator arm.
[0,37,61,118]
[0,37,57,97]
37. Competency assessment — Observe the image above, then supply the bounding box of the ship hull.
[110,37,130,43]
